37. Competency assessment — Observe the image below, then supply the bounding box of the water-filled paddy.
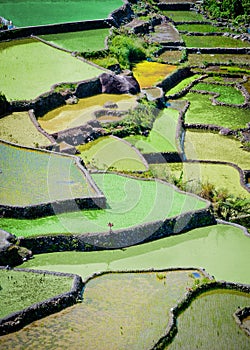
[0,173,206,237]
[184,130,250,170]
[168,290,250,349]
[0,0,123,27]
[133,61,177,88]
[191,82,245,104]
[0,38,103,101]
[181,92,250,129]
[0,141,96,206]
[0,112,51,148]
[77,136,147,171]
[40,28,109,52]
[20,224,250,284]
[39,94,137,134]
[125,108,179,153]
[150,162,250,199]
[0,270,199,349]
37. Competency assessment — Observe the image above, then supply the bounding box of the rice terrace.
[0,0,250,349]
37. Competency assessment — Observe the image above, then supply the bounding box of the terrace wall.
[0,267,84,335]
[0,19,113,42]
[157,67,192,93]
[19,205,215,253]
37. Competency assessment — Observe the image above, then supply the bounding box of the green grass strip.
[166,74,201,96]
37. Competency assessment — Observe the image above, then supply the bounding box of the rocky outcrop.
[99,72,140,95]
[0,230,32,267]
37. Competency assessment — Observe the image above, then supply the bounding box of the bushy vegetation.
[102,101,159,137]
[108,31,159,69]
[203,0,250,25]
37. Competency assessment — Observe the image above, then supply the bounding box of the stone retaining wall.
[157,67,193,93]
[143,152,182,163]
[0,267,84,335]
[18,182,214,252]
[187,47,250,54]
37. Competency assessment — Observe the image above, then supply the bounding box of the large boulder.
[99,72,140,95]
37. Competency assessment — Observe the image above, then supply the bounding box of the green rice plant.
[163,10,205,22]
[168,290,250,349]
[188,53,250,66]
[0,270,72,319]
[0,141,96,206]
[125,108,179,153]
[0,270,198,349]
[181,92,250,129]
[176,24,236,33]
[0,112,52,147]
[0,38,103,101]
[182,34,250,47]
[191,82,245,104]
[77,136,147,172]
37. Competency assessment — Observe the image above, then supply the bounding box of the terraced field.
[0,173,207,237]
[40,28,110,52]
[181,92,250,129]
[0,112,52,148]
[133,61,177,88]
[0,1,250,348]
[0,0,123,27]
[0,38,103,100]
[77,136,147,171]
[0,141,97,206]
[125,108,179,153]
[38,94,137,134]
[184,130,250,170]
[150,162,250,199]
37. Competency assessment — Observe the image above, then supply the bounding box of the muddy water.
[38,94,137,134]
